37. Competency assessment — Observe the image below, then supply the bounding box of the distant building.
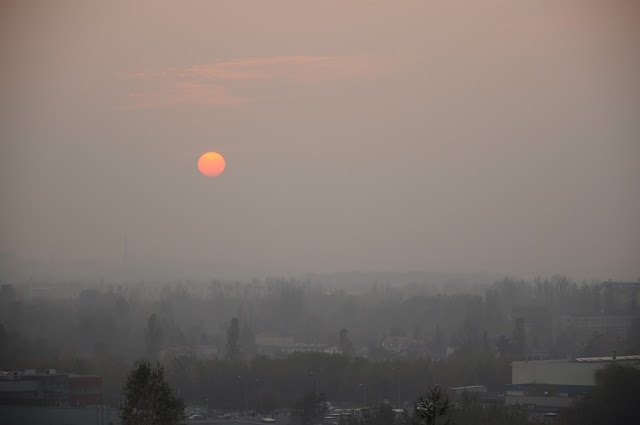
[280,343,328,355]
[601,281,639,313]
[253,330,368,358]
[557,314,634,341]
[0,369,102,407]
[68,375,102,406]
[381,336,413,354]
[160,345,219,361]
[255,330,299,357]
[355,346,369,358]
[448,385,487,401]
[0,369,68,406]
[323,345,341,355]
[255,330,295,347]
[186,404,208,419]
[0,405,119,425]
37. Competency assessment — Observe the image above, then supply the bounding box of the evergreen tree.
[144,313,163,359]
[121,360,186,425]
[562,364,640,425]
[339,328,355,357]
[227,317,240,361]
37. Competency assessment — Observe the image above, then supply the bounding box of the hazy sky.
[1,0,639,281]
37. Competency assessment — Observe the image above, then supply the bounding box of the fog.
[2,275,639,409]
[1,0,639,282]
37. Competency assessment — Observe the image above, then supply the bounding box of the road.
[189,414,290,425]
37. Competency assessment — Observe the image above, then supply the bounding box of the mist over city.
[1,1,639,425]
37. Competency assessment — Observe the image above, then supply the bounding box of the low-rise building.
[381,336,413,354]
[557,314,635,341]
[0,404,119,425]
[0,369,68,406]
[68,375,102,406]
[255,330,295,347]
[506,354,640,416]
[0,369,102,407]
[160,344,219,361]
[448,385,487,401]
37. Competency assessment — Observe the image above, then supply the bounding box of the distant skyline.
[1,1,639,282]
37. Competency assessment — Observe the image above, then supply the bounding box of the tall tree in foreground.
[121,360,186,425]
[338,328,355,357]
[415,385,452,425]
[144,313,163,359]
[226,317,241,361]
[561,364,640,425]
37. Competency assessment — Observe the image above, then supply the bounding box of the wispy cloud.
[117,55,401,109]
[186,55,396,82]
[121,81,249,110]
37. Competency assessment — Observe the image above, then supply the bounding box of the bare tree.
[415,385,452,425]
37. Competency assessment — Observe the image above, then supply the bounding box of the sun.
[198,152,226,177]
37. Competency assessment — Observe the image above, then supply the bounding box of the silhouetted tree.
[496,335,510,360]
[339,328,355,357]
[415,385,451,425]
[121,360,185,425]
[511,317,526,360]
[144,314,163,359]
[433,325,446,358]
[0,323,7,364]
[562,364,640,425]
[240,322,256,359]
[0,284,16,302]
[227,317,240,361]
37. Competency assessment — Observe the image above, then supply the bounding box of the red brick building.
[68,375,102,406]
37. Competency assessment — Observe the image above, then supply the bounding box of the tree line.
[2,275,639,407]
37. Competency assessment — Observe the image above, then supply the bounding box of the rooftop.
[573,355,640,363]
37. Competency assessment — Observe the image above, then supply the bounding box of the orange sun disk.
[198,152,226,177]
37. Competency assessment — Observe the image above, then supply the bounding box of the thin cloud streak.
[117,54,403,109]
[122,81,250,110]
[187,55,399,81]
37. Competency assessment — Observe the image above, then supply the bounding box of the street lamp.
[359,383,367,407]
[237,376,248,411]
[255,379,261,413]
[392,368,400,407]
[309,371,320,398]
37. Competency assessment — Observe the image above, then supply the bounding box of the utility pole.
[359,383,367,407]
[238,376,248,411]
[309,371,320,398]
[394,368,400,407]
[244,380,248,411]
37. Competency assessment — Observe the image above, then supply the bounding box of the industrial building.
[506,354,640,416]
